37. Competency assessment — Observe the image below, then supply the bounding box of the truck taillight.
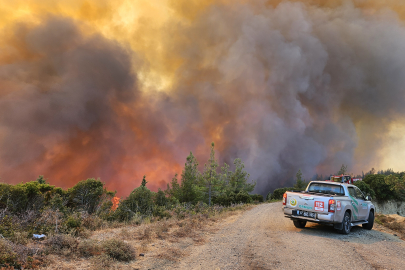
[283,193,287,205]
[328,199,335,213]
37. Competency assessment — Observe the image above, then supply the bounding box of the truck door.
[354,187,368,220]
[347,187,361,221]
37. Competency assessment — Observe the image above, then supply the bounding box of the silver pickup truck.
[283,181,375,234]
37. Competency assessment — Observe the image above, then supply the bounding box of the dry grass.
[91,253,114,269]
[375,214,396,224]
[385,222,405,233]
[77,239,102,257]
[44,235,78,256]
[15,203,253,269]
[375,214,405,239]
[156,247,187,262]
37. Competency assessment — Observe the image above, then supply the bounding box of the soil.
[133,202,405,270]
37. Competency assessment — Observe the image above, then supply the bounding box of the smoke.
[1,1,405,195]
[162,0,405,192]
[0,16,177,192]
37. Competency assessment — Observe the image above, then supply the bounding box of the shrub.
[212,193,235,207]
[154,189,168,207]
[102,239,136,262]
[10,231,29,245]
[271,187,294,200]
[0,216,16,238]
[250,194,264,202]
[67,178,114,214]
[81,215,105,231]
[77,240,101,257]
[115,185,154,221]
[0,239,42,269]
[45,235,78,255]
[65,215,81,229]
[0,239,18,267]
[363,174,396,201]
[153,206,172,219]
[235,191,253,204]
[353,181,376,198]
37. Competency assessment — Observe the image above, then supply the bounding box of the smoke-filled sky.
[1,0,405,196]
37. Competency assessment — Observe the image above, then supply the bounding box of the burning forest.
[1,0,405,197]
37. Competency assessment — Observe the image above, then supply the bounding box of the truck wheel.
[293,220,307,228]
[339,212,352,234]
[362,211,374,230]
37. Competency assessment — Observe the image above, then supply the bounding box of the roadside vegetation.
[0,143,261,269]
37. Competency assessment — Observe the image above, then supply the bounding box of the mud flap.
[334,223,343,230]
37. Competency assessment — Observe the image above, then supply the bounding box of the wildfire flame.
[112,196,120,211]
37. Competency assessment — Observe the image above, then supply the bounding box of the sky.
[1,0,405,196]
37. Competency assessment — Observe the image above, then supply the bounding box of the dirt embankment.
[137,202,405,270]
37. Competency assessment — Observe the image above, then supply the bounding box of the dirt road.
[167,202,405,270]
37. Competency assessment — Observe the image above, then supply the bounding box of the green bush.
[363,174,396,201]
[212,192,235,206]
[154,189,168,207]
[115,182,155,221]
[0,216,16,238]
[102,239,136,262]
[250,194,264,203]
[153,206,172,219]
[66,215,81,229]
[353,181,376,199]
[67,178,114,214]
[235,191,253,204]
[271,187,294,200]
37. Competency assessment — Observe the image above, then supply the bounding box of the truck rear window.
[307,183,344,196]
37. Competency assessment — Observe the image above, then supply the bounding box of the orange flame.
[112,196,120,210]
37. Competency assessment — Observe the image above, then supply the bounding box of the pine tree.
[337,164,348,175]
[293,169,307,190]
[36,175,47,184]
[180,152,203,203]
[203,142,219,206]
[230,158,255,193]
[141,175,147,187]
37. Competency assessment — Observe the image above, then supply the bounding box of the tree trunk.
[209,183,212,206]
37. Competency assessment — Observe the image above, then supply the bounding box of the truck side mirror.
[365,196,371,201]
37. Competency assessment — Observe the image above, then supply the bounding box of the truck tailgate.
[286,192,330,215]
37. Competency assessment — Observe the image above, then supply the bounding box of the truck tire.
[338,212,352,234]
[293,220,307,228]
[362,211,374,230]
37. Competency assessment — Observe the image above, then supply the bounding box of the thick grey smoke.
[160,1,405,193]
[0,17,175,191]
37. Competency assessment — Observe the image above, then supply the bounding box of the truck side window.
[348,187,356,198]
[354,187,365,200]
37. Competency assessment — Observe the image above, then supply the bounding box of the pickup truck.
[283,181,375,234]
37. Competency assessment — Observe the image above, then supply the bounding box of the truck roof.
[308,180,354,187]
